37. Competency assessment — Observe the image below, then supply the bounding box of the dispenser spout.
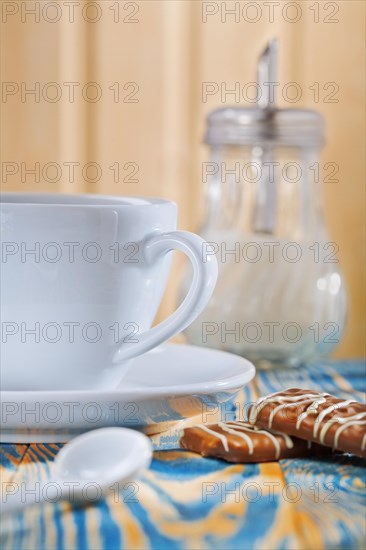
[257,38,278,112]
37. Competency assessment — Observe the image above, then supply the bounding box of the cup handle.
[112,230,218,364]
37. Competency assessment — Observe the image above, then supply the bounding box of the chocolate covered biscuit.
[248,388,366,458]
[180,421,330,463]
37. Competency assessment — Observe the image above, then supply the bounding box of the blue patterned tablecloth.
[1,360,365,549]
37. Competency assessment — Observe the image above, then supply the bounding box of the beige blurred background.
[1,0,365,357]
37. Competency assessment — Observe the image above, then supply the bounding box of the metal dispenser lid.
[204,39,325,147]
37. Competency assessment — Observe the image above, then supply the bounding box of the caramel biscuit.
[180,421,330,463]
[248,388,366,458]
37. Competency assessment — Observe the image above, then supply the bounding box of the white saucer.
[0,344,255,443]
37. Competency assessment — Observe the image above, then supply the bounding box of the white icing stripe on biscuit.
[218,423,254,455]
[194,421,294,459]
[251,389,366,453]
[223,421,295,459]
[322,413,366,447]
[313,400,355,438]
[195,425,229,452]
[249,392,329,425]
[224,421,282,458]
[225,420,294,450]
[255,429,281,458]
[334,419,366,449]
[296,397,327,430]
[269,429,294,449]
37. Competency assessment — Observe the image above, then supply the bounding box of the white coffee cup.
[0,193,218,390]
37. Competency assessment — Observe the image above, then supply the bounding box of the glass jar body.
[181,144,347,367]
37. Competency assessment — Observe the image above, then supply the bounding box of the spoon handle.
[257,38,278,111]
[0,480,57,513]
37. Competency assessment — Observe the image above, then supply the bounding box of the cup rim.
[0,192,176,208]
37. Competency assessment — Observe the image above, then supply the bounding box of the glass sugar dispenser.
[181,39,347,368]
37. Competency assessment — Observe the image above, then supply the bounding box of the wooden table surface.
[1,360,365,549]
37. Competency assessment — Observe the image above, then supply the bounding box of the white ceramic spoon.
[1,427,153,513]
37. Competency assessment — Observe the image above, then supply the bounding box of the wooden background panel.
[299,0,366,356]
[88,1,196,215]
[1,0,364,357]
[1,11,61,193]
